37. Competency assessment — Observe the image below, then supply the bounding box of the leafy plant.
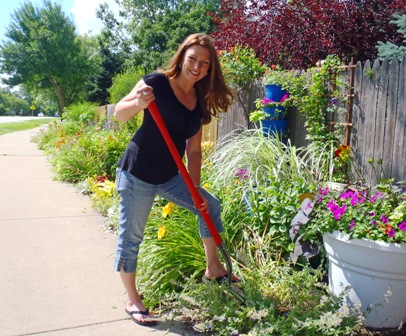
[160,263,364,335]
[282,55,350,181]
[219,44,267,89]
[137,201,206,307]
[263,65,297,86]
[250,94,290,122]
[64,101,97,124]
[300,179,406,245]
[37,116,141,183]
[219,44,267,123]
[108,66,145,104]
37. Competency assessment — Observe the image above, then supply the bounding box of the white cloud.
[70,0,120,35]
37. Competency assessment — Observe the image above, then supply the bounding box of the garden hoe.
[148,100,245,303]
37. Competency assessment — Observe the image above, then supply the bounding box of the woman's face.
[181,45,211,83]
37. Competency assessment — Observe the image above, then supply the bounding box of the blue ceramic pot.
[260,119,288,136]
[265,84,287,102]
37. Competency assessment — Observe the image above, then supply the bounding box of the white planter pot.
[326,181,347,192]
[323,231,406,329]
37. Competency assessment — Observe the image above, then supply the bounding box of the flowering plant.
[305,180,406,244]
[263,65,295,86]
[250,94,290,122]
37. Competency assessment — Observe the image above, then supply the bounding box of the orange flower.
[335,144,351,162]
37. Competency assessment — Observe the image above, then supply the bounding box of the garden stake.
[148,100,244,303]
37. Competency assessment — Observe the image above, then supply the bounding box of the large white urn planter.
[323,231,406,329]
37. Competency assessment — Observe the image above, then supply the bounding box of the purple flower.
[327,200,346,220]
[368,211,376,217]
[388,228,395,237]
[398,222,406,231]
[370,192,383,203]
[327,199,337,211]
[350,194,359,206]
[320,187,329,195]
[340,190,354,199]
[236,168,248,179]
[331,98,338,105]
[371,220,378,226]
[349,220,355,230]
[381,215,389,224]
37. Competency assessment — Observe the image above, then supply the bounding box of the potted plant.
[293,173,406,329]
[263,65,293,102]
[250,94,290,136]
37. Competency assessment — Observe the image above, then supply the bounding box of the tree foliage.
[98,0,219,73]
[0,89,30,116]
[0,1,98,114]
[377,13,406,61]
[211,0,406,69]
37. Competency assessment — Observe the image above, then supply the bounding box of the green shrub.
[64,101,98,124]
[109,66,145,104]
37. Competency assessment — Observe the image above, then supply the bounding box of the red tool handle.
[148,100,223,246]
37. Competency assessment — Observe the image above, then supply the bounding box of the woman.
[114,33,236,325]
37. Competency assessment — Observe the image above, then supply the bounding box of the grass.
[0,118,56,136]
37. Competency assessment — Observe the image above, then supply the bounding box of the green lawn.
[0,118,56,136]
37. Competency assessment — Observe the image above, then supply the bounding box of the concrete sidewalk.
[0,127,189,336]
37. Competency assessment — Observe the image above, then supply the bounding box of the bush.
[109,66,145,104]
[64,101,98,124]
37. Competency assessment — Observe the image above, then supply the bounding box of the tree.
[87,47,124,105]
[98,0,219,72]
[211,0,406,69]
[0,89,30,116]
[377,13,406,61]
[0,1,97,115]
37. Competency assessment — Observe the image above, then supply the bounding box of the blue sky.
[0,0,120,42]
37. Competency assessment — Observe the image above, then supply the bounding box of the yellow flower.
[157,225,167,240]
[162,202,176,218]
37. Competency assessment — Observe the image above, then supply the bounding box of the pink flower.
[381,215,389,224]
[398,222,406,231]
[261,98,274,105]
[349,220,355,230]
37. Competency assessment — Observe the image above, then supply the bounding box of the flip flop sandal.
[125,308,158,326]
[203,274,241,284]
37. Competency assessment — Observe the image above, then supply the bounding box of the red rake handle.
[148,100,223,246]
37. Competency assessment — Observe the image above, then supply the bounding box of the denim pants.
[114,168,223,273]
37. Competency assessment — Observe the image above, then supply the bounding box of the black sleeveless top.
[117,73,203,184]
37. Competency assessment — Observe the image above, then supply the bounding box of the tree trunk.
[49,78,65,116]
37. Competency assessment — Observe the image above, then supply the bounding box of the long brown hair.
[163,33,234,125]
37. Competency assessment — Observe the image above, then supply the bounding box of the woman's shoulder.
[144,72,168,86]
